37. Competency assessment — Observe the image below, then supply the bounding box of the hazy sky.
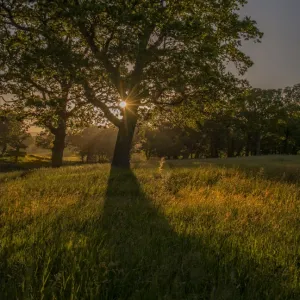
[241,0,300,89]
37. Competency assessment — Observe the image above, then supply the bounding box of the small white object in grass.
[119,101,127,108]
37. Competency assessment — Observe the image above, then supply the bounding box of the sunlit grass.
[1,157,300,299]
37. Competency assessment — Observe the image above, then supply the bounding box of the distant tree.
[241,88,284,156]
[35,131,54,151]
[0,0,263,168]
[0,115,9,156]
[280,84,300,154]
[0,8,104,168]
[0,109,31,162]
[140,120,201,160]
[69,127,117,163]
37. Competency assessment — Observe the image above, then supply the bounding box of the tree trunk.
[292,146,298,155]
[182,153,189,159]
[245,133,251,156]
[283,128,290,154]
[1,143,7,157]
[145,149,152,160]
[80,153,85,163]
[227,129,234,158]
[255,132,261,156]
[51,128,66,168]
[15,147,20,163]
[236,144,243,157]
[87,152,96,163]
[210,138,218,158]
[227,137,234,158]
[194,150,200,159]
[112,110,137,168]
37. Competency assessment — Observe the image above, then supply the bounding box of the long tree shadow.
[101,167,298,299]
[103,168,184,299]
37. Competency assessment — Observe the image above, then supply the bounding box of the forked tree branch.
[80,78,121,127]
[77,22,125,99]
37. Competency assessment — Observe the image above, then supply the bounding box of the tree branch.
[130,24,156,90]
[0,3,34,32]
[152,91,186,106]
[25,77,53,95]
[44,121,57,135]
[80,78,121,127]
[66,101,86,117]
[77,22,124,98]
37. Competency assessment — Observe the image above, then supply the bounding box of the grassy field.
[0,154,82,172]
[1,156,300,299]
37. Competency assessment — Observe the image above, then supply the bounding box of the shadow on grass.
[0,170,33,184]
[102,168,189,299]
[1,167,299,299]
[100,168,298,299]
[0,158,83,173]
[0,158,50,173]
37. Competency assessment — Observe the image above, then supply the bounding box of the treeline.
[2,84,300,163]
[65,84,300,161]
[139,86,300,159]
[68,127,117,163]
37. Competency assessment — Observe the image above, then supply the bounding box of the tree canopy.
[0,107,31,161]
[0,0,262,167]
[137,85,300,159]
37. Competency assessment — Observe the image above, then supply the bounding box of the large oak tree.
[0,0,262,168]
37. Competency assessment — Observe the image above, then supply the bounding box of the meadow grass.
[1,156,300,299]
[0,154,81,172]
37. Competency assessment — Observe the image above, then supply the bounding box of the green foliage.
[0,0,262,166]
[1,157,300,299]
[35,131,54,150]
[0,1,262,118]
[139,85,300,159]
[68,127,118,163]
[0,109,31,158]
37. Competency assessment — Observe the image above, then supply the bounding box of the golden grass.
[0,157,300,299]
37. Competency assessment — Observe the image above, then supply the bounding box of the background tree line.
[139,85,300,159]
[2,83,300,163]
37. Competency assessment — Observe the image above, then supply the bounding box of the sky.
[241,0,300,89]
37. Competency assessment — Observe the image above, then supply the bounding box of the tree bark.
[182,153,189,159]
[227,136,234,158]
[210,138,218,158]
[255,132,261,156]
[283,128,290,154]
[1,143,7,157]
[111,109,137,168]
[80,153,85,163]
[15,146,20,163]
[194,150,200,159]
[145,149,151,160]
[245,133,251,156]
[51,127,66,168]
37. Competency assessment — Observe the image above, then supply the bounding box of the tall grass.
[1,157,300,299]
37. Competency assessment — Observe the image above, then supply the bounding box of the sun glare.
[119,101,127,108]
